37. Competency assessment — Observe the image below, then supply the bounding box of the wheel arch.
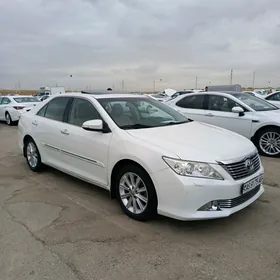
[109,159,156,201]
[251,125,280,142]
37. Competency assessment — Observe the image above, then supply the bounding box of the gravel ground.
[0,124,280,280]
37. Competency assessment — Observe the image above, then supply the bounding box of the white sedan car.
[166,91,280,157]
[0,95,39,125]
[264,91,280,108]
[18,93,264,221]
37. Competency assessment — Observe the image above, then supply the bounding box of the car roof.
[52,92,148,99]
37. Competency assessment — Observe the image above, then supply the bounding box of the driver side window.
[67,98,101,127]
[2,98,11,105]
[208,95,247,112]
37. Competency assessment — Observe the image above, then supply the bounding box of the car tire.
[116,164,158,221]
[5,112,13,126]
[25,138,43,172]
[255,127,280,157]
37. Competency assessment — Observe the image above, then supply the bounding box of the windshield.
[13,97,39,103]
[233,93,278,111]
[98,97,189,129]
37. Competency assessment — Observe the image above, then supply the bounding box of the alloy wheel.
[259,131,280,156]
[119,172,148,214]
[27,142,39,168]
[5,114,11,125]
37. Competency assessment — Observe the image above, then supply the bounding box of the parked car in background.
[148,93,170,102]
[39,95,50,102]
[264,91,280,108]
[0,95,40,125]
[167,90,194,101]
[18,92,264,221]
[166,91,280,157]
[243,91,266,99]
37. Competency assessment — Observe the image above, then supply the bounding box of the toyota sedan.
[18,92,264,221]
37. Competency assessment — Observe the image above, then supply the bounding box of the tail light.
[13,106,25,110]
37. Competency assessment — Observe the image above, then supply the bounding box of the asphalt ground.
[0,123,280,280]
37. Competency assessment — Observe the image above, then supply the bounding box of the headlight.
[162,157,224,180]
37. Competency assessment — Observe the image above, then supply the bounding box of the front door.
[58,97,112,188]
[204,95,253,138]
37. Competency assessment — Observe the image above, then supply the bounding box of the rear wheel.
[255,127,280,157]
[5,112,12,126]
[25,138,43,171]
[116,165,157,221]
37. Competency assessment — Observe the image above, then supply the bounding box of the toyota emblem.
[245,159,254,172]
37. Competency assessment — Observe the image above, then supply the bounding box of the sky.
[1,0,280,91]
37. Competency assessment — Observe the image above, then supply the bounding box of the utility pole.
[252,72,255,89]
[195,76,198,90]
[153,80,156,92]
[121,80,124,92]
[230,69,233,85]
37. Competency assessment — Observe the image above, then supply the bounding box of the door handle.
[205,113,214,117]
[32,121,38,126]
[61,129,69,135]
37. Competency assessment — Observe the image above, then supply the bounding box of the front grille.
[218,185,261,208]
[221,153,261,180]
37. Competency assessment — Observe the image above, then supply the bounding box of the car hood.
[254,108,280,119]
[127,121,256,163]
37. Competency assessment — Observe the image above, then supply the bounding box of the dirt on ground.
[0,124,280,280]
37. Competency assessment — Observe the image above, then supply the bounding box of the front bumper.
[151,164,264,221]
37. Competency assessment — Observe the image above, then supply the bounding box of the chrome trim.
[218,185,261,208]
[46,162,108,189]
[218,152,260,181]
[216,150,258,165]
[42,143,105,168]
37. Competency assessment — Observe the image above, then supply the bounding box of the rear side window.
[176,95,205,109]
[37,97,71,122]
[13,97,38,103]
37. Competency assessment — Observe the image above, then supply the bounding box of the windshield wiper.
[120,124,153,130]
[161,120,189,126]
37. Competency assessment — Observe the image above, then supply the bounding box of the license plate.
[241,174,264,194]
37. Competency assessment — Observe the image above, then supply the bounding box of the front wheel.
[255,128,280,157]
[116,165,157,221]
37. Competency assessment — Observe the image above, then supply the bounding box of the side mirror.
[232,106,245,116]
[82,119,110,133]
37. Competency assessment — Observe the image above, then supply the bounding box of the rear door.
[57,97,112,187]
[203,94,253,138]
[173,94,208,122]
[30,96,72,168]
[0,97,11,120]
[0,97,4,120]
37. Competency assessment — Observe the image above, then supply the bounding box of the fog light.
[210,201,220,211]
[198,200,221,211]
